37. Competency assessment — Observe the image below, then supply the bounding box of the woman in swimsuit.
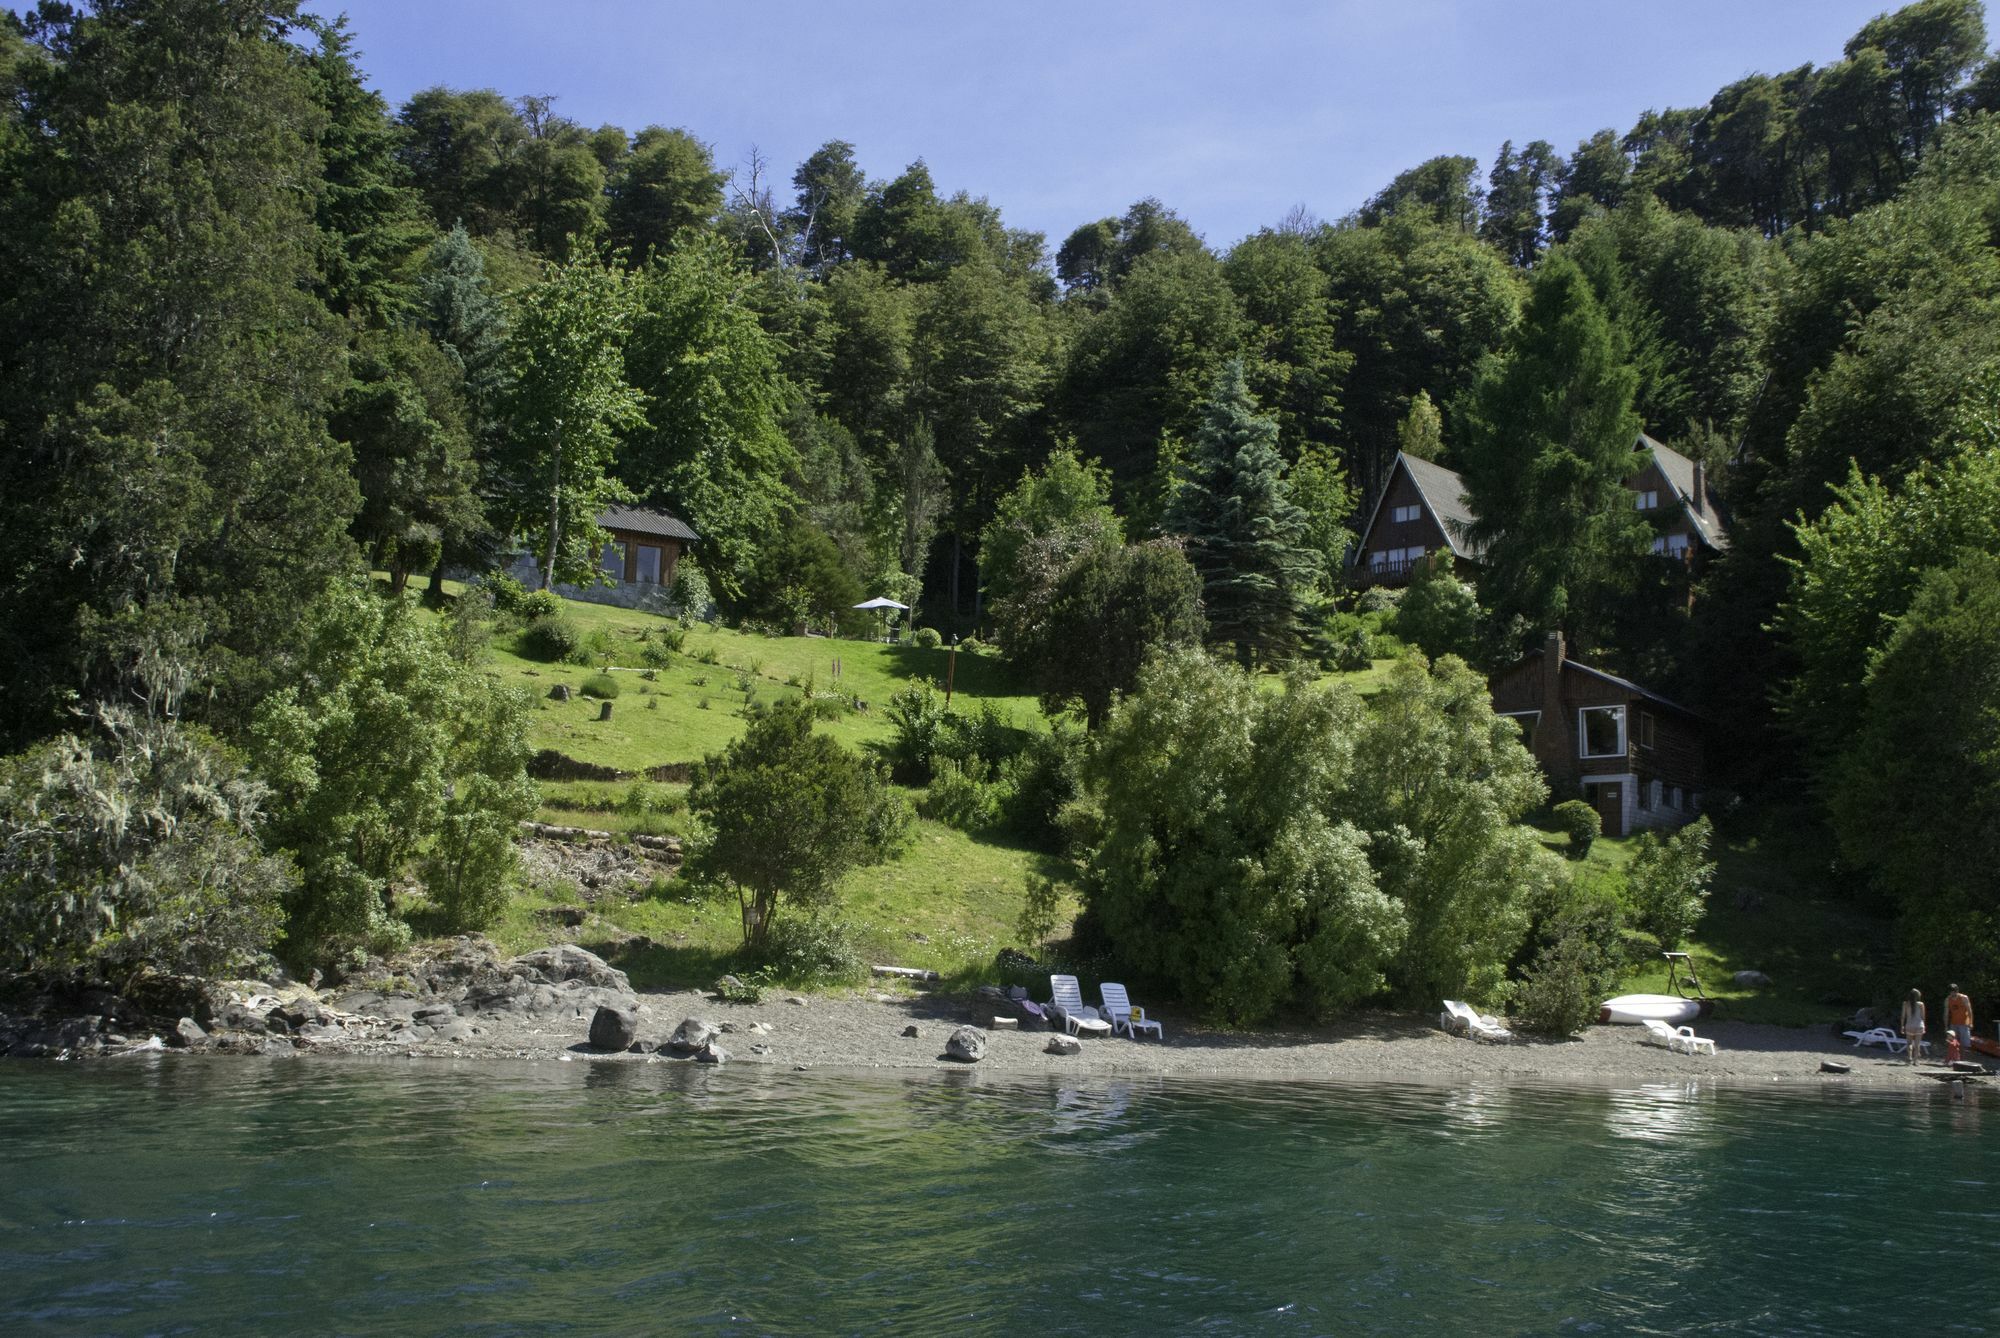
[1901,989,1927,1066]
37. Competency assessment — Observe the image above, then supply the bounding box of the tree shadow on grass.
[582,935,743,992]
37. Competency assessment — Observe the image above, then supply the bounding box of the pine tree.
[1455,254,1646,654]
[1165,361,1319,666]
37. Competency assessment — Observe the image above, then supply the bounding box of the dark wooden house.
[1626,434,1727,565]
[1351,452,1481,587]
[595,504,697,590]
[1489,632,1708,838]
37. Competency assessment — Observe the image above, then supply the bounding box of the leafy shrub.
[641,627,686,668]
[1394,558,1485,663]
[1553,799,1601,859]
[713,971,766,1003]
[912,626,943,649]
[1323,615,1374,671]
[1001,722,1085,849]
[757,915,866,986]
[1627,816,1715,949]
[485,572,532,616]
[668,558,715,621]
[1355,586,1402,615]
[1514,915,1625,1036]
[883,679,948,782]
[521,589,563,622]
[519,613,582,663]
[941,699,1022,768]
[579,672,620,700]
[0,708,291,980]
[1017,875,1067,948]
[919,757,999,830]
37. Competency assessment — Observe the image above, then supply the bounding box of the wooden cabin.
[1351,452,1481,587]
[1489,632,1707,838]
[1627,434,1727,565]
[595,504,697,590]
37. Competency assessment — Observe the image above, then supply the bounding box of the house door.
[1592,782,1625,838]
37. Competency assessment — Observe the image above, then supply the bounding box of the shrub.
[521,589,563,621]
[912,626,943,649]
[579,672,620,700]
[1394,558,1485,663]
[942,699,1022,768]
[1001,722,1085,849]
[713,971,765,1003]
[1017,875,1067,948]
[919,757,999,830]
[1553,800,1601,859]
[1627,816,1715,949]
[1323,615,1375,671]
[0,708,291,980]
[485,572,532,616]
[883,679,948,782]
[519,613,582,663]
[1355,586,1402,615]
[757,915,866,986]
[1514,917,1625,1036]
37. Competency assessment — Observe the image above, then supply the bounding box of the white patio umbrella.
[851,596,909,641]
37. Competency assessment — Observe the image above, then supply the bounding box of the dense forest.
[3,0,1999,1012]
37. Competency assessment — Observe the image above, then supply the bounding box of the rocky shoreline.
[0,936,1962,1089]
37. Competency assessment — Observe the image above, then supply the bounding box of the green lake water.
[0,1056,1988,1335]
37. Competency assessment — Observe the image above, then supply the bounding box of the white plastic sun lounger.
[1099,982,1163,1039]
[1440,1000,1512,1043]
[1844,1027,1911,1054]
[1050,974,1111,1037]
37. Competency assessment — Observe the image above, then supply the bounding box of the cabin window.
[1636,777,1652,811]
[1636,489,1659,510]
[1636,711,1656,749]
[1368,550,1387,570]
[1669,785,1684,811]
[1392,503,1422,523]
[1499,710,1539,748]
[635,544,663,584]
[600,540,628,582]
[1579,705,1626,759]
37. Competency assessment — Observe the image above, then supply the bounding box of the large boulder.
[668,1017,719,1053]
[946,1025,987,1063]
[1733,970,1773,988]
[509,944,632,992]
[695,1042,729,1065]
[588,1004,639,1052]
[1045,1035,1081,1056]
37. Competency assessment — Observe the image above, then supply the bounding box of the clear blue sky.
[309,0,1904,250]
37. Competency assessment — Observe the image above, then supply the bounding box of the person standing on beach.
[1902,989,1927,1066]
[1946,985,1974,1054]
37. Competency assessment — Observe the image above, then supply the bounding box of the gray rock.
[509,944,633,992]
[668,1017,719,1052]
[171,1017,207,1049]
[589,1004,639,1052]
[695,1042,729,1064]
[1733,970,1773,988]
[785,996,808,1007]
[413,1004,458,1026]
[946,1025,986,1062]
[548,684,571,701]
[749,1044,773,1055]
[718,1021,739,1034]
[901,1024,920,1039]
[1045,1035,1082,1056]
[747,1021,773,1035]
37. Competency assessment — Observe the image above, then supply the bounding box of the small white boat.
[1599,994,1712,1026]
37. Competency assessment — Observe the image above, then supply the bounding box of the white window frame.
[1636,489,1659,510]
[1578,705,1627,759]
[1392,503,1422,524]
[1498,710,1540,747]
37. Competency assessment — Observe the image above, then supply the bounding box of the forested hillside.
[3,0,1999,1008]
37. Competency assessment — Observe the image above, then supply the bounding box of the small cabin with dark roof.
[1352,452,1482,587]
[595,504,698,590]
[1489,631,1708,838]
[1626,434,1727,564]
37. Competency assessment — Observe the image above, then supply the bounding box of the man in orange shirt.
[1946,984,1975,1053]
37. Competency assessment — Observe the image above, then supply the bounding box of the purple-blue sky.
[309,0,1902,250]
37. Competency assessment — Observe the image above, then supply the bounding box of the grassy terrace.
[420,583,1883,1021]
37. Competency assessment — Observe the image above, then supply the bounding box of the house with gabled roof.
[1627,434,1727,564]
[1489,631,1708,838]
[504,504,700,611]
[1351,451,1481,587]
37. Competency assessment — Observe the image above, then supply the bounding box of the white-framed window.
[635,544,663,584]
[1636,711,1656,749]
[1579,705,1626,759]
[1368,549,1388,570]
[1669,785,1684,810]
[1499,710,1540,748]
[1371,546,1425,567]
[1636,489,1659,510]
[600,540,628,581]
[1392,503,1422,524]
[1651,779,1664,809]
[1652,532,1691,557]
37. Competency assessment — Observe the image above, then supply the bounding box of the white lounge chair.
[1672,1024,1716,1056]
[1049,974,1111,1037]
[1642,1019,1680,1049]
[1844,1027,1918,1054]
[1099,983,1163,1039]
[1440,1000,1512,1043]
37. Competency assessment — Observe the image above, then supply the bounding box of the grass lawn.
[487,816,1046,992]
[1543,824,1894,1028]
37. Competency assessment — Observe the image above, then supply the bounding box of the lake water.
[0,1058,1989,1335]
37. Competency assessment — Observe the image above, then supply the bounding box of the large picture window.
[600,540,628,581]
[1499,710,1540,749]
[1579,705,1626,758]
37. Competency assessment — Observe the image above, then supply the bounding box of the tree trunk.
[542,430,563,592]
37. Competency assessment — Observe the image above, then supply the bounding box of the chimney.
[1692,460,1707,515]
[1541,630,1565,734]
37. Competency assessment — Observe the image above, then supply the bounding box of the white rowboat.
[1599,993,1713,1026]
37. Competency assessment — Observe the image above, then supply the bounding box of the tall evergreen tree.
[1455,255,1647,655]
[1165,361,1318,666]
